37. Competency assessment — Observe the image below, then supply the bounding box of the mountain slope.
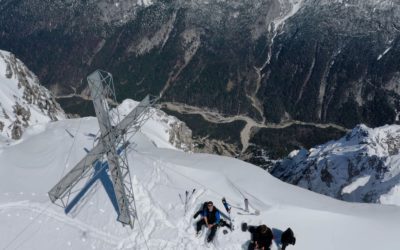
[272,124,400,205]
[0,50,65,140]
[0,0,398,127]
[0,102,399,250]
[261,0,400,126]
[1,0,399,164]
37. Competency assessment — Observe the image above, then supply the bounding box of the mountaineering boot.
[196,230,201,238]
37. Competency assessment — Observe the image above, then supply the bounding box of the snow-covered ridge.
[0,50,65,140]
[0,105,400,249]
[110,99,193,152]
[272,124,400,205]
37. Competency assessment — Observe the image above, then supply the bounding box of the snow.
[111,99,191,151]
[342,176,370,194]
[377,47,392,60]
[0,50,65,139]
[380,186,400,205]
[0,51,9,75]
[273,0,304,30]
[1,106,400,249]
[273,124,400,206]
[138,0,153,7]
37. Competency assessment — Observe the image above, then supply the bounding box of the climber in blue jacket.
[195,201,220,242]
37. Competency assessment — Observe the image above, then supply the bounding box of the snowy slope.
[0,50,65,140]
[0,104,400,250]
[272,124,400,206]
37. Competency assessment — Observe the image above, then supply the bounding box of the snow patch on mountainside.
[342,176,370,194]
[0,50,65,140]
[97,0,154,24]
[272,124,400,205]
[128,11,177,56]
[273,0,304,30]
[377,46,392,60]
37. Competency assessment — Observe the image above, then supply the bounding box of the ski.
[180,189,196,215]
[65,129,74,138]
[222,197,231,213]
[179,193,184,204]
[187,188,196,208]
[221,197,235,231]
[184,190,189,215]
[237,211,260,216]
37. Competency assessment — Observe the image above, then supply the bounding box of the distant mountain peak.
[272,124,400,205]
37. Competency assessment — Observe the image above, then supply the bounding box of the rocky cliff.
[0,50,65,140]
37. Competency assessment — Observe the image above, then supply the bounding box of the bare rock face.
[168,119,193,152]
[151,108,194,152]
[11,122,23,140]
[10,102,31,140]
[272,124,400,205]
[193,138,240,157]
[0,50,65,140]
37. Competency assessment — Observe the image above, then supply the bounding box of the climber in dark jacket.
[195,201,221,242]
[281,228,296,250]
[248,224,274,250]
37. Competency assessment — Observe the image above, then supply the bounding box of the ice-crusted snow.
[1,102,400,249]
[273,124,400,205]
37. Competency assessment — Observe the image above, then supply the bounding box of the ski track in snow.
[1,101,400,250]
[0,202,122,242]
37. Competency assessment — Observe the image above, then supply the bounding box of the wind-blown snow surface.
[1,104,400,249]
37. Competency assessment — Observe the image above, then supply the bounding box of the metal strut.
[87,70,133,226]
[48,70,158,228]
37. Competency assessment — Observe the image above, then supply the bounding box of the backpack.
[281,227,296,245]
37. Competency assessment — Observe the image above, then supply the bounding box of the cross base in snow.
[48,70,158,228]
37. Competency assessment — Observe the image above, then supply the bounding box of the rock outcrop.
[0,50,65,140]
[272,124,400,205]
